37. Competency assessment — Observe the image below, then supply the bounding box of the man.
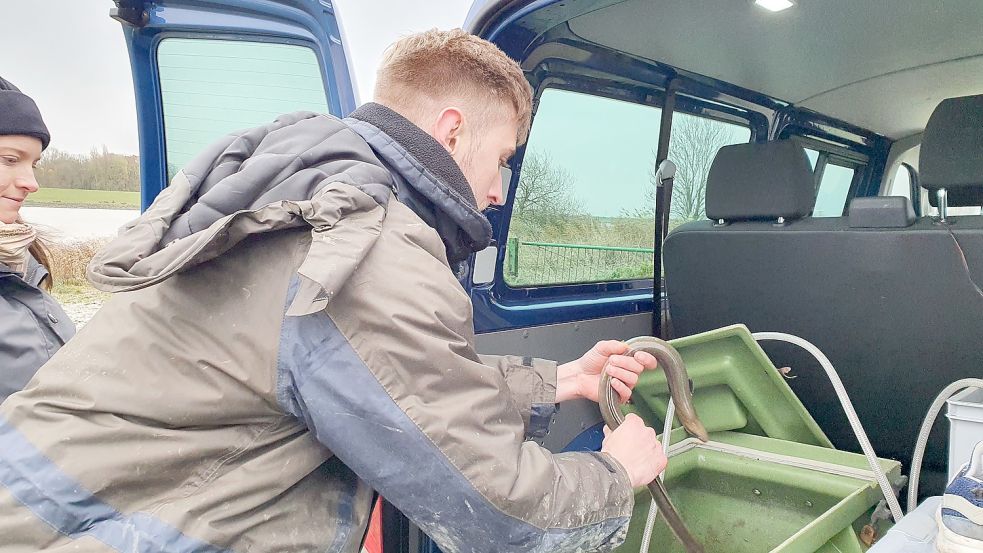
[0,30,666,552]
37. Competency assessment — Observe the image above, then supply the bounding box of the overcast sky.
[0,0,472,155]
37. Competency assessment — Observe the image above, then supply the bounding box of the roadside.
[23,203,139,328]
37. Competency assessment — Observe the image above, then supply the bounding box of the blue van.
[111,0,983,550]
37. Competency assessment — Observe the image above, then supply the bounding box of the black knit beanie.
[0,76,50,150]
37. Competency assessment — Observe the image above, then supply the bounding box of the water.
[20,206,140,241]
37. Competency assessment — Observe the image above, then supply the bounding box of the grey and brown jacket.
[0,255,75,403]
[0,105,634,552]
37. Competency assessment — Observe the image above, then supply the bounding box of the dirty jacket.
[0,255,75,403]
[0,107,634,553]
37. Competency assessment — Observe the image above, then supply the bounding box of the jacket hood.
[345,103,493,265]
[87,111,395,316]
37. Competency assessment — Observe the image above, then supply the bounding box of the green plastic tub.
[616,325,903,553]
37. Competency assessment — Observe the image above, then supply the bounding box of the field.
[27,188,139,210]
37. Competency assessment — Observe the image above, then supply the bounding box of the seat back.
[665,112,983,496]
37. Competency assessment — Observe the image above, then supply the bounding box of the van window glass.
[504,88,749,287]
[802,145,862,218]
[505,89,662,286]
[887,164,913,200]
[157,38,329,177]
[805,148,819,170]
[813,163,855,217]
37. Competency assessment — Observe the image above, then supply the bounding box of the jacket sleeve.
[477,354,557,441]
[276,261,634,552]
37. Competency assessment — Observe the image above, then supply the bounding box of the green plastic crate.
[616,325,903,553]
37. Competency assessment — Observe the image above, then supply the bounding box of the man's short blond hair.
[374,29,533,143]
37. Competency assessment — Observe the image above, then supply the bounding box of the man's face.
[454,117,518,211]
[0,135,42,224]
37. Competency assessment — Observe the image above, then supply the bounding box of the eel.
[598,336,708,553]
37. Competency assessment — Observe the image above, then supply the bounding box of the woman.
[0,76,75,404]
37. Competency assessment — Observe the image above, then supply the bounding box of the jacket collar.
[0,255,46,287]
[344,103,493,266]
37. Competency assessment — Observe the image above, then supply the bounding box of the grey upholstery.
[922,94,983,207]
[705,140,815,221]
[848,196,915,228]
[665,217,983,497]
[664,107,983,498]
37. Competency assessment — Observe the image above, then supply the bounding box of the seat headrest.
[920,94,983,207]
[848,196,915,228]
[705,140,815,222]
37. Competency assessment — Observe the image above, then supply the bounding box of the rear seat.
[664,96,983,497]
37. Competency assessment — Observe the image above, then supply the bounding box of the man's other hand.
[601,413,667,487]
[555,340,658,403]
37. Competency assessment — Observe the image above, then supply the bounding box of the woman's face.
[0,135,42,224]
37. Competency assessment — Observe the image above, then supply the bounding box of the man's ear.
[432,107,464,155]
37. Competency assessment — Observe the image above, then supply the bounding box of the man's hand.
[555,340,658,403]
[602,414,667,487]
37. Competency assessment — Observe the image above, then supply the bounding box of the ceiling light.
[753,0,795,12]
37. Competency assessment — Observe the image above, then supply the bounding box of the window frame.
[779,117,889,208]
[492,80,757,300]
[883,161,922,215]
[798,136,868,217]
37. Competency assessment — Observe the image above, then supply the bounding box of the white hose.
[752,332,905,522]
[638,398,675,553]
[906,378,983,513]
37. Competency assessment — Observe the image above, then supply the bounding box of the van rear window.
[157,38,329,177]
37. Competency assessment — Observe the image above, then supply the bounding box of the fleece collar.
[345,103,493,265]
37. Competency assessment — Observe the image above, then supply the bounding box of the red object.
[364,496,384,553]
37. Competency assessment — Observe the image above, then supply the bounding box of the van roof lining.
[563,0,983,139]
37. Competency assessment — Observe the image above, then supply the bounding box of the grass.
[46,239,111,306]
[50,281,111,307]
[26,188,139,210]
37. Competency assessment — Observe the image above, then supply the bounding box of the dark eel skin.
[598,336,708,553]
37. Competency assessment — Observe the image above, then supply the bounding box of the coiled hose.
[752,332,905,522]
[638,398,676,553]
[906,378,983,513]
[605,331,915,552]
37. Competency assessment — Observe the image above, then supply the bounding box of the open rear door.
[112,0,357,209]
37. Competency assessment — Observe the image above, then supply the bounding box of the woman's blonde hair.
[28,239,53,291]
[14,216,54,290]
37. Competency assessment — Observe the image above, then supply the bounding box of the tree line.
[35,147,140,192]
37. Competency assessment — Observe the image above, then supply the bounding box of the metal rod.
[936,188,948,223]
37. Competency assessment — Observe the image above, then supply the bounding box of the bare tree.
[513,151,583,220]
[635,116,745,223]
[665,116,737,222]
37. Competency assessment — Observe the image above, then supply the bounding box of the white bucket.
[946,387,983,480]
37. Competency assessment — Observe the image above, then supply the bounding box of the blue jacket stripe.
[0,417,229,553]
